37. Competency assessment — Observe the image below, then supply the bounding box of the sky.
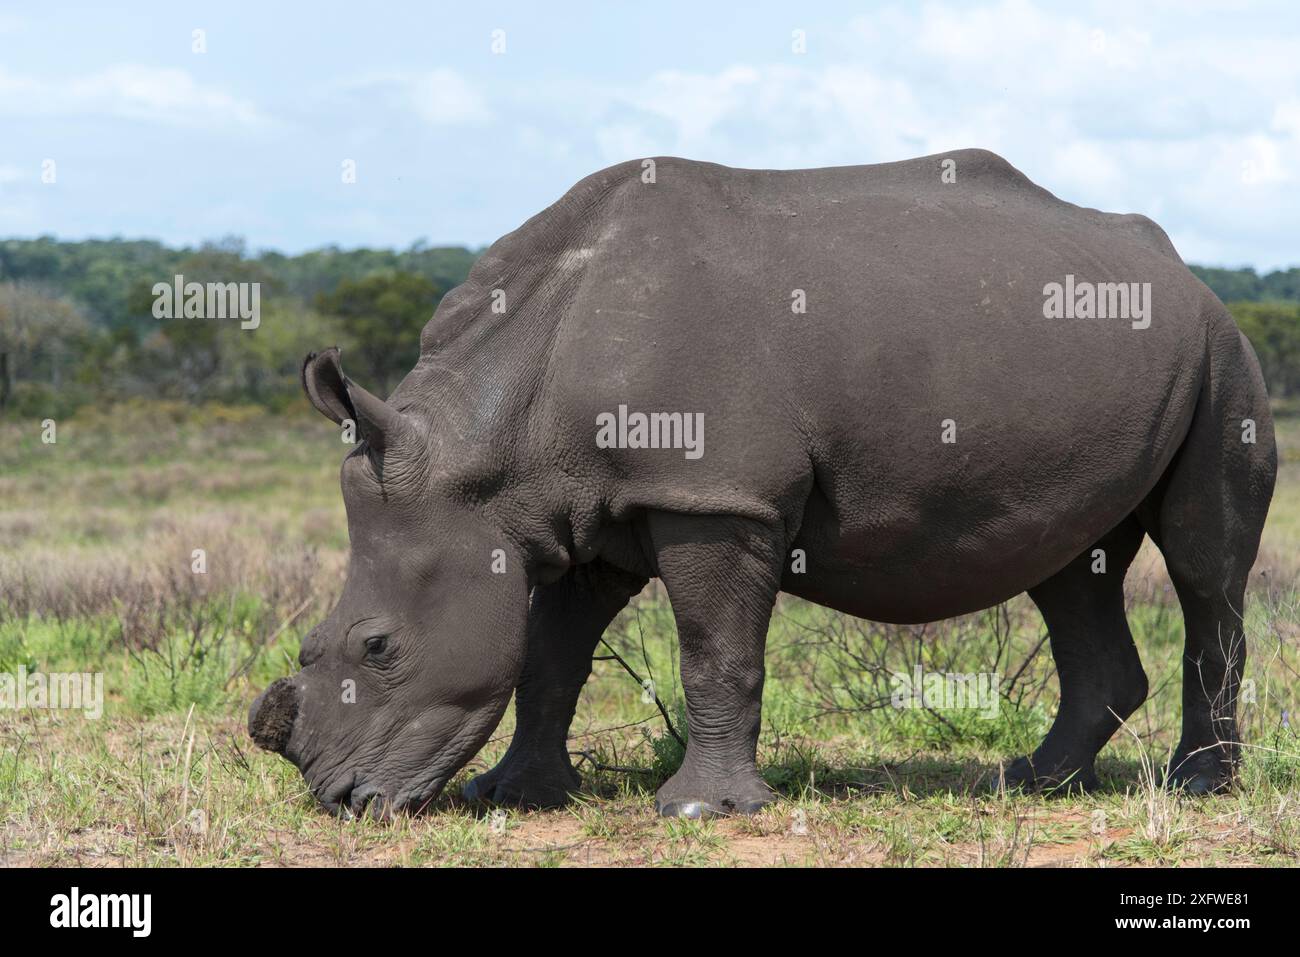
[2,0,1298,269]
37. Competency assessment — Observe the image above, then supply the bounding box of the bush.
[1231,300,1300,397]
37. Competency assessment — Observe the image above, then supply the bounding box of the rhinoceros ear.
[301,347,355,425]
[301,347,405,450]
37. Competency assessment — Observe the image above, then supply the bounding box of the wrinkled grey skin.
[250,150,1276,819]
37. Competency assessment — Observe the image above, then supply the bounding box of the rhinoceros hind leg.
[1001,516,1149,795]
[647,512,783,818]
[462,560,647,810]
[1138,328,1275,795]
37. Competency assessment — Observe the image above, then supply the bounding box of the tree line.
[0,237,476,417]
[0,237,1297,418]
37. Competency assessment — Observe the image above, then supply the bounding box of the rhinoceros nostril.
[248,677,300,755]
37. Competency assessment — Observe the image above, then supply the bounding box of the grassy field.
[1,400,1298,867]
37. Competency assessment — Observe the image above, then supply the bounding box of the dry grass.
[0,401,1298,867]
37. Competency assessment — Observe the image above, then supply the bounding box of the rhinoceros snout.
[248,677,301,755]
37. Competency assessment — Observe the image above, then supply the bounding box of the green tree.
[1230,300,1300,397]
[315,272,441,394]
[1191,266,1263,303]
[0,282,97,416]
[217,300,351,409]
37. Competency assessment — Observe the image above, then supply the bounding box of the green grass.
[0,401,1298,866]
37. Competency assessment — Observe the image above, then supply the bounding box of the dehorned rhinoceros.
[249,149,1276,819]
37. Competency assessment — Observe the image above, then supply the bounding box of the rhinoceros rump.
[249,150,1276,819]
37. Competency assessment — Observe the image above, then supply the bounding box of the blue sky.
[2,0,1298,268]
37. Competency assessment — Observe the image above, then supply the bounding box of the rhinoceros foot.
[462,750,583,810]
[654,765,775,818]
[996,755,1100,796]
[1165,748,1236,796]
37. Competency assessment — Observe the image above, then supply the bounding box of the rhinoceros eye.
[364,635,389,656]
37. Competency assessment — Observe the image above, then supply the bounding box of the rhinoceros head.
[248,347,529,818]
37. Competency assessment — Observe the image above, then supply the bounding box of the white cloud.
[592,64,937,168]
[331,68,490,126]
[410,68,490,125]
[1045,141,1125,195]
[0,64,268,127]
[629,66,762,143]
[4,0,1296,267]
[570,0,1300,266]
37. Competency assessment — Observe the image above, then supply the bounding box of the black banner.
[0,866,1277,941]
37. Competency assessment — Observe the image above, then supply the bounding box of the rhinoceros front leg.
[462,559,647,809]
[647,511,783,818]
